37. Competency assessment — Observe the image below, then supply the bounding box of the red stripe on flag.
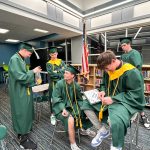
[81,41,89,80]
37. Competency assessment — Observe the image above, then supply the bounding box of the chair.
[129,112,143,150]
[2,65,9,85]
[0,125,7,150]
[32,84,49,122]
[33,91,49,122]
[3,72,9,92]
[50,119,81,146]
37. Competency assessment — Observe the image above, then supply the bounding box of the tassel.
[99,105,104,122]
[76,118,78,127]
[27,88,30,96]
[79,119,82,128]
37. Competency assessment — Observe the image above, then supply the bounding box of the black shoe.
[19,134,37,149]
[141,115,150,129]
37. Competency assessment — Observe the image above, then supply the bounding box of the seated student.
[82,50,145,150]
[52,65,95,150]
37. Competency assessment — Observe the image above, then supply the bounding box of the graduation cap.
[19,42,40,59]
[49,46,58,53]
[49,46,63,53]
[65,65,80,75]
[120,37,132,45]
[19,42,33,52]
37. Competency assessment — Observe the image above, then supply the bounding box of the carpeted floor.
[0,84,150,150]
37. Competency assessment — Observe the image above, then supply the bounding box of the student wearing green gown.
[120,37,150,129]
[52,65,95,150]
[82,50,145,150]
[46,47,66,125]
[8,42,42,150]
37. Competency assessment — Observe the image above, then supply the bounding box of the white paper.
[83,89,101,104]
[32,83,49,93]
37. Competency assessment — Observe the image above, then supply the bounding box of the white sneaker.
[70,144,81,150]
[50,114,56,125]
[91,129,110,147]
[110,145,122,150]
[80,128,96,137]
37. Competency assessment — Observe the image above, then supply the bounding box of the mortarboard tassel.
[27,87,30,96]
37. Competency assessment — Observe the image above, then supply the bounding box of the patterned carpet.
[0,84,150,150]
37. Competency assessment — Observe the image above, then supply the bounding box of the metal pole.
[134,27,142,39]
[65,39,68,64]
[104,32,107,52]
[125,28,128,37]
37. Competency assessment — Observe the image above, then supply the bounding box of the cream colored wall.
[9,0,47,15]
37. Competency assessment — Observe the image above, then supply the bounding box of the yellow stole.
[107,63,135,81]
[48,59,62,66]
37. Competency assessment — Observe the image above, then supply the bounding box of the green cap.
[120,37,132,45]
[19,42,33,52]
[49,46,57,53]
[66,65,80,75]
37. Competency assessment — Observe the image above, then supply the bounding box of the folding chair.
[2,71,8,92]
[32,84,49,122]
[129,112,143,150]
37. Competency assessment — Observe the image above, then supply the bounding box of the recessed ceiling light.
[34,28,48,33]
[57,46,63,48]
[0,28,9,34]
[5,39,20,43]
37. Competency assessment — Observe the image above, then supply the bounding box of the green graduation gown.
[8,53,35,134]
[52,79,90,131]
[46,59,66,101]
[82,63,145,147]
[121,49,143,71]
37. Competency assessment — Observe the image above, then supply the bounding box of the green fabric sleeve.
[58,61,66,79]
[100,72,108,92]
[46,61,66,79]
[129,52,142,71]
[75,83,83,108]
[52,82,65,115]
[9,56,34,86]
[46,63,59,79]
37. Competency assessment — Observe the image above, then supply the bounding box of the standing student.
[120,37,150,129]
[46,46,66,125]
[8,42,42,149]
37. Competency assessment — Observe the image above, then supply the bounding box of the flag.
[81,23,89,80]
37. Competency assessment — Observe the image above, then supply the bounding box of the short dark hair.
[97,50,116,70]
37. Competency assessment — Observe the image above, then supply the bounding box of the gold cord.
[65,81,82,128]
[99,77,120,121]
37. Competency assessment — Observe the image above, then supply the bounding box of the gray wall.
[142,46,150,64]
[71,36,82,64]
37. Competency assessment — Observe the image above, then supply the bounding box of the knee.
[68,116,74,127]
[110,116,123,130]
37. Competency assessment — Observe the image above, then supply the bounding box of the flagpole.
[104,32,107,52]
[81,20,89,80]
[125,28,128,37]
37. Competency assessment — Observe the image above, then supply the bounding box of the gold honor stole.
[107,63,135,80]
[99,63,135,121]
[48,59,62,66]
